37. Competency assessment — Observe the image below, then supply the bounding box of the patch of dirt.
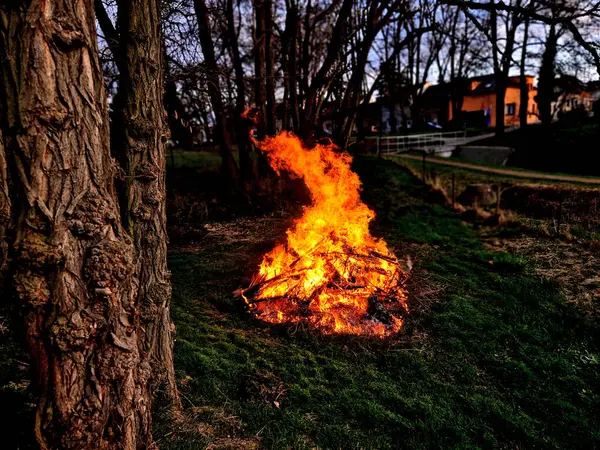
[206,437,261,450]
[502,184,600,231]
[487,236,600,315]
[161,405,261,450]
[169,215,294,252]
[244,370,287,408]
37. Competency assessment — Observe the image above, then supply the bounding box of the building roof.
[467,75,522,95]
[420,83,452,109]
[555,74,587,94]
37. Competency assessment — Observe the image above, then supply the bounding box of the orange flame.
[243,132,408,337]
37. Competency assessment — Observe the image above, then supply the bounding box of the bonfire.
[236,132,409,337]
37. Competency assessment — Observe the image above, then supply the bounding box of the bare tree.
[446,0,523,136]
[225,0,253,180]
[338,0,413,146]
[443,0,600,130]
[519,1,533,128]
[437,4,486,127]
[253,0,269,137]
[194,0,239,181]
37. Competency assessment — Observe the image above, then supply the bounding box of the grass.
[162,157,599,449]
[168,149,224,171]
[1,154,597,448]
[167,148,261,171]
[389,153,600,187]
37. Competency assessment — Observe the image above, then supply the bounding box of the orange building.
[448,75,539,128]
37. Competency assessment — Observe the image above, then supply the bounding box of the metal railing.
[376,130,467,155]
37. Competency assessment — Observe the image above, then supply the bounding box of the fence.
[397,154,600,239]
[375,131,467,156]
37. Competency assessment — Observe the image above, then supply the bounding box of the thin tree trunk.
[289,27,301,134]
[252,0,274,181]
[264,0,276,135]
[226,0,252,181]
[519,10,531,129]
[193,0,239,182]
[0,0,152,448]
[95,0,123,72]
[164,51,195,151]
[489,1,504,136]
[116,0,181,419]
[302,0,353,137]
[495,0,519,136]
[253,0,267,138]
[165,75,194,151]
[538,23,557,127]
[339,31,376,147]
[495,76,506,134]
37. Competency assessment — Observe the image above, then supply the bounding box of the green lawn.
[162,158,599,449]
[168,149,224,170]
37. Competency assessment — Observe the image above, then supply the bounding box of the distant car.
[425,122,443,130]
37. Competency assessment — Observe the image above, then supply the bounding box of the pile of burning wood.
[235,133,409,337]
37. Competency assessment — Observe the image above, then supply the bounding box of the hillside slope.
[162,158,599,449]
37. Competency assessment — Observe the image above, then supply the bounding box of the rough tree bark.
[0,130,9,295]
[115,0,181,419]
[0,0,158,448]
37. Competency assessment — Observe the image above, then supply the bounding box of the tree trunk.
[253,0,267,138]
[281,0,300,133]
[226,0,252,181]
[496,4,518,136]
[301,0,353,138]
[489,1,504,137]
[0,129,10,296]
[450,80,465,128]
[538,24,557,127]
[288,25,301,134]
[95,0,123,72]
[252,0,274,181]
[495,74,506,135]
[519,12,530,129]
[164,75,194,151]
[0,0,154,448]
[193,0,239,182]
[339,31,376,147]
[264,0,276,135]
[115,0,181,420]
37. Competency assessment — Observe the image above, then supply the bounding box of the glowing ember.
[238,132,408,337]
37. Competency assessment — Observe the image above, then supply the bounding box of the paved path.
[453,132,496,146]
[390,154,600,185]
